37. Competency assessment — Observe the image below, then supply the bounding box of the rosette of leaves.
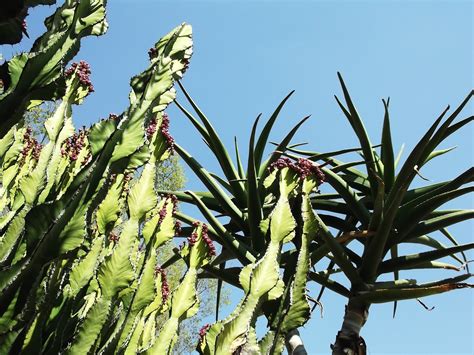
[0,16,194,354]
[165,85,337,352]
[288,74,473,354]
[165,76,472,353]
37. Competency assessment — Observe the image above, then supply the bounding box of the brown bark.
[331,298,369,355]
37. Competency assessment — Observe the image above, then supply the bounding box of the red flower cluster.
[154,266,170,303]
[182,58,190,73]
[21,127,42,162]
[198,324,211,343]
[157,204,168,225]
[169,194,178,214]
[174,220,182,235]
[108,232,119,243]
[201,224,216,256]
[189,221,216,256]
[146,116,157,140]
[157,195,178,225]
[81,151,92,167]
[188,222,198,246]
[269,157,325,183]
[64,61,94,93]
[61,129,87,161]
[148,47,158,60]
[160,113,174,151]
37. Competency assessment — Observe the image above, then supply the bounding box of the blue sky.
[7,1,473,354]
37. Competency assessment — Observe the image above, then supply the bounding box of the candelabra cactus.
[0,1,197,351]
[147,222,215,354]
[165,85,333,353]
[197,164,323,354]
[0,0,109,137]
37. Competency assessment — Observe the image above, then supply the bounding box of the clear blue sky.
[8,1,473,354]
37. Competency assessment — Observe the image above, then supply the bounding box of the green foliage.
[0,1,56,45]
[172,85,327,353]
[292,77,473,354]
[0,0,109,137]
[0,3,472,355]
[0,3,203,352]
[170,76,472,354]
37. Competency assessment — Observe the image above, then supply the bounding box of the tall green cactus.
[195,161,324,354]
[0,3,204,351]
[146,222,214,354]
[0,1,56,45]
[0,0,109,137]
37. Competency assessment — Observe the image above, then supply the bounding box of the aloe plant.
[286,75,473,354]
[165,85,336,353]
[166,73,472,353]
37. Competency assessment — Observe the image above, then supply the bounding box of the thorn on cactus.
[109,173,117,184]
[21,19,29,37]
[122,173,133,193]
[81,151,91,167]
[174,220,182,235]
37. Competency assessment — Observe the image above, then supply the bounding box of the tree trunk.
[331,298,369,355]
[285,329,308,355]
